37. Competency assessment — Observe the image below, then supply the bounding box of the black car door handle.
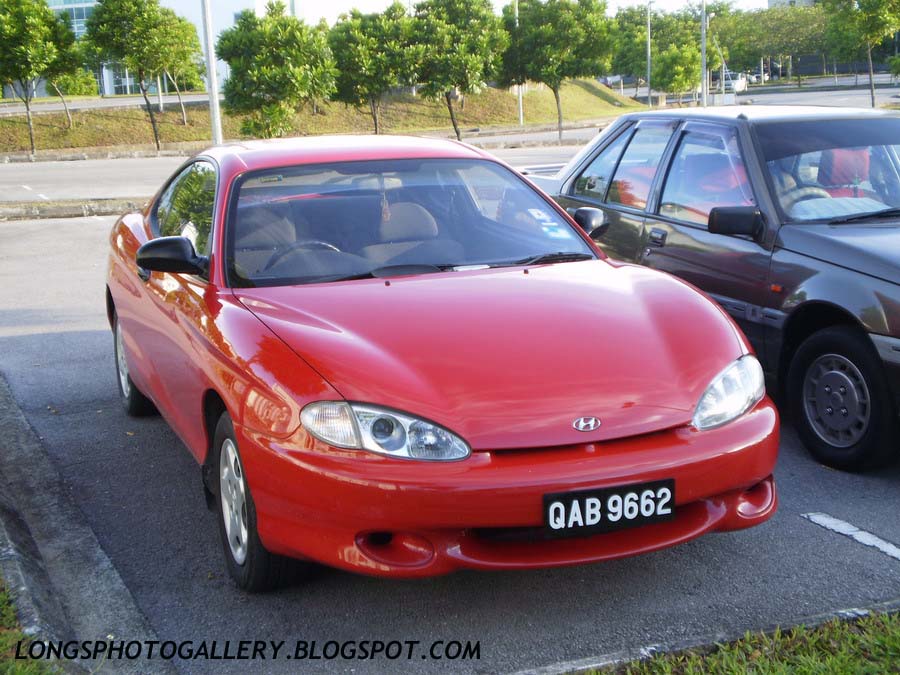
[137,267,151,282]
[648,228,667,247]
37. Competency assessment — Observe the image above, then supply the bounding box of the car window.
[571,131,630,202]
[607,123,674,210]
[659,128,754,226]
[227,158,595,287]
[156,161,216,255]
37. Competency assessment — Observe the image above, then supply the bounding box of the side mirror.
[573,207,610,238]
[136,236,208,275]
[708,207,765,239]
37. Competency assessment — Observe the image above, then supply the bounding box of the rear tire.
[213,412,309,592]
[113,313,156,416]
[787,325,898,471]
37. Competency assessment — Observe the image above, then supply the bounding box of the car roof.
[621,105,900,124]
[201,135,490,175]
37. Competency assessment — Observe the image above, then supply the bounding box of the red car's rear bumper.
[238,399,779,577]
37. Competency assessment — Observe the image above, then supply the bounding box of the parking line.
[802,512,900,562]
[21,184,32,191]
[37,193,49,201]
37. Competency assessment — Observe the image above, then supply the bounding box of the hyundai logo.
[573,416,602,432]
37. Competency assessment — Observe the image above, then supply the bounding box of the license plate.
[543,479,675,537]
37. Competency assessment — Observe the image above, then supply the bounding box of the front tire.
[113,314,156,416]
[213,412,308,591]
[787,326,898,471]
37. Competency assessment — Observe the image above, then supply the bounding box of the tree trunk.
[18,80,36,155]
[157,75,164,112]
[368,97,380,135]
[168,73,187,125]
[552,85,563,143]
[833,58,838,86]
[444,91,461,141]
[139,76,161,150]
[867,42,876,108]
[50,82,72,130]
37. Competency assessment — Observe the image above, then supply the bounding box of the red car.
[106,136,778,591]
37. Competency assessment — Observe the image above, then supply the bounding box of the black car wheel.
[113,313,156,416]
[213,411,309,592]
[788,325,898,470]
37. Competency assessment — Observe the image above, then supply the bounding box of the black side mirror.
[136,236,208,275]
[573,207,610,238]
[708,207,765,238]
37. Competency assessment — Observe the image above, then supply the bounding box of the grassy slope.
[0,80,640,153]
[605,613,900,675]
[0,580,51,675]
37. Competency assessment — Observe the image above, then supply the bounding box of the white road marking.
[37,193,49,201]
[802,512,900,562]
[21,184,32,191]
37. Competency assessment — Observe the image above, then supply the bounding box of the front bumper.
[237,399,779,577]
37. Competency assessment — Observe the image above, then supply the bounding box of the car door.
[140,160,218,451]
[641,121,772,357]
[555,119,678,262]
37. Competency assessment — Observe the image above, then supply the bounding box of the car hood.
[778,223,900,285]
[235,261,745,450]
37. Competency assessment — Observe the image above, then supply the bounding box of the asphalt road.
[2,216,900,674]
[0,147,579,203]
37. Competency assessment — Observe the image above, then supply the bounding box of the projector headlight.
[691,355,765,430]
[300,402,470,461]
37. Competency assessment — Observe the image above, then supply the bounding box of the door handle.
[137,267,151,282]
[648,228,667,247]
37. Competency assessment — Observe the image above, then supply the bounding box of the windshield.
[226,158,594,287]
[756,117,900,222]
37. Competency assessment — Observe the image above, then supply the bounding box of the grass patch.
[0,79,640,153]
[0,579,54,674]
[599,613,900,675]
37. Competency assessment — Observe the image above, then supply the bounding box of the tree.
[759,6,827,86]
[0,0,59,154]
[414,0,507,141]
[610,7,649,97]
[45,15,82,130]
[85,0,169,150]
[652,43,700,102]
[823,0,900,106]
[329,3,421,134]
[157,8,204,125]
[217,1,337,138]
[501,0,610,143]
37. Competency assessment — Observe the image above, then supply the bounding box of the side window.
[155,161,216,255]
[659,128,754,226]
[607,124,674,210]
[572,131,630,202]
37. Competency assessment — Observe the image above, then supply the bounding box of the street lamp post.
[646,0,652,108]
[515,0,523,125]
[201,0,223,146]
[700,0,707,107]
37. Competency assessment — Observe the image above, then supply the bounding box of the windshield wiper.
[306,264,450,284]
[827,207,900,224]
[510,251,596,266]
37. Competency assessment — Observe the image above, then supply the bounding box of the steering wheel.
[263,240,341,271]
[781,186,831,211]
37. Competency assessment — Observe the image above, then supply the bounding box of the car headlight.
[300,402,471,461]
[691,355,765,430]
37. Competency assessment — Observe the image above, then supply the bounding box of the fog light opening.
[367,531,393,547]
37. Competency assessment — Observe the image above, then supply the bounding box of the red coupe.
[106,136,778,591]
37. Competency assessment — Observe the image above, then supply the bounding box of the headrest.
[819,148,869,186]
[235,204,296,248]
[379,202,438,242]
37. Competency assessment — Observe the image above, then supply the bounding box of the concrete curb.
[0,374,174,674]
[0,198,146,222]
[0,119,612,164]
[511,596,900,675]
